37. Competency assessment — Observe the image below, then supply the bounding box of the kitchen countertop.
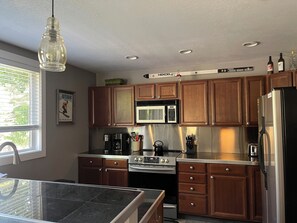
[79,150,259,165]
[0,178,164,223]
[177,152,259,165]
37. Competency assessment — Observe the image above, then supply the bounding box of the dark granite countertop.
[0,178,163,223]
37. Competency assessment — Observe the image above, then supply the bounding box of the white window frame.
[0,49,46,166]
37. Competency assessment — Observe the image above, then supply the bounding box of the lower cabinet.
[208,163,248,221]
[178,162,262,222]
[147,200,163,223]
[178,162,208,216]
[78,157,128,187]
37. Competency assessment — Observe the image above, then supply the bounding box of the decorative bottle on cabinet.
[278,53,285,72]
[267,56,274,74]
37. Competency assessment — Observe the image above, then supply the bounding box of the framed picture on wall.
[56,89,75,124]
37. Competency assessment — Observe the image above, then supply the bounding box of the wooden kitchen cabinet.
[112,85,135,126]
[248,165,262,222]
[79,157,128,187]
[88,85,134,127]
[103,158,128,187]
[267,71,294,91]
[88,87,112,127]
[180,80,209,125]
[78,157,103,185]
[178,162,208,216]
[209,77,243,126]
[244,76,266,126]
[135,82,178,100]
[208,163,248,221]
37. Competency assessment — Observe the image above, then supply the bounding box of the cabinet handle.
[246,122,249,125]
[157,96,160,99]
[89,160,93,164]
[190,187,194,191]
[190,202,195,207]
[152,96,154,99]
[99,168,102,172]
[189,176,194,180]
[210,176,214,179]
[189,166,194,170]
[114,161,118,165]
[108,123,111,126]
[225,167,230,172]
[105,169,108,172]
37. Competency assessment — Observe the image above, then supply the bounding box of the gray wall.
[0,41,96,182]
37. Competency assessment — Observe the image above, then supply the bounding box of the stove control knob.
[134,157,138,162]
[138,157,143,162]
[165,159,169,163]
[160,158,165,163]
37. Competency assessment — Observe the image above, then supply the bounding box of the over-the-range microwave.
[135,100,179,124]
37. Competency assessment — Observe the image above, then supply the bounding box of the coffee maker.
[103,133,112,152]
[112,133,130,152]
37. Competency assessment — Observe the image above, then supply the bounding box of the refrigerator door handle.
[258,117,268,190]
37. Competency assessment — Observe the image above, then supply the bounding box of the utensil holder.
[131,141,142,152]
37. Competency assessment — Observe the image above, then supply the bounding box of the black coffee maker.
[103,133,112,152]
[112,133,130,152]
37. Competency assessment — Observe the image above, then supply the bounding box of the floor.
[164,215,249,223]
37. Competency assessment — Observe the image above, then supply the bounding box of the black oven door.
[128,171,178,220]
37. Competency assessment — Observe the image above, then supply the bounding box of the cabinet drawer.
[179,194,207,215]
[208,164,246,176]
[178,163,206,173]
[179,183,206,195]
[104,159,127,168]
[179,173,206,184]
[79,157,102,167]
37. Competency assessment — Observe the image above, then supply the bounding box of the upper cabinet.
[88,85,135,127]
[244,76,266,126]
[112,85,135,126]
[180,80,208,126]
[209,78,243,126]
[135,82,178,100]
[89,87,112,127]
[267,71,294,91]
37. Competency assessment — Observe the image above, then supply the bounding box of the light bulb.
[38,17,67,72]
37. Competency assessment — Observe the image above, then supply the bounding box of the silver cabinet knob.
[189,176,194,180]
[210,176,214,179]
[190,187,194,191]
[89,160,93,164]
[99,168,102,172]
[114,161,118,165]
[225,167,230,172]
[190,202,195,206]
[189,166,194,170]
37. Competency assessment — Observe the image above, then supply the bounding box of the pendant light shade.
[38,0,67,72]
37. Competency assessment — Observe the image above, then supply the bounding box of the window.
[0,50,45,166]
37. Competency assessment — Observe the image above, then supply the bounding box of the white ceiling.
[1,0,297,74]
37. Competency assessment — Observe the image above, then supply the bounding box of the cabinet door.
[79,167,103,185]
[88,87,112,127]
[112,85,135,126]
[180,80,208,125]
[268,71,293,90]
[244,76,266,126]
[135,84,155,100]
[248,166,262,222]
[103,168,128,187]
[210,78,242,126]
[209,175,248,220]
[156,82,178,99]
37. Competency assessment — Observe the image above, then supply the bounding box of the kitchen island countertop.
[0,178,164,223]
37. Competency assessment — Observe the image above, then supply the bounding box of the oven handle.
[129,165,176,172]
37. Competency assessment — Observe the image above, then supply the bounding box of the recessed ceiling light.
[242,41,261,48]
[126,55,139,60]
[179,49,193,54]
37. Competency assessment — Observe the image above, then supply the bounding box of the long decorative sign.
[143,66,254,79]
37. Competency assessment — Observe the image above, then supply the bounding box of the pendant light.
[38,0,67,72]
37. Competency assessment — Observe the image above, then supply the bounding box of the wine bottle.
[267,56,274,74]
[278,53,285,72]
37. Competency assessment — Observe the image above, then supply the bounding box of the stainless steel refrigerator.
[258,87,297,223]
